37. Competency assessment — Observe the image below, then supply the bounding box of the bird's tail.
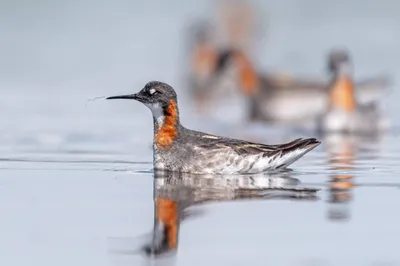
[274,138,321,169]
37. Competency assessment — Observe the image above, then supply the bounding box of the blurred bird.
[189,47,390,125]
[185,0,263,113]
[316,49,389,134]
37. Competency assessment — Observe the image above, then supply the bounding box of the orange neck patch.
[156,198,178,249]
[234,51,259,95]
[155,100,179,150]
[329,76,356,112]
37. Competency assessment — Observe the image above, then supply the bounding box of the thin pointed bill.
[106,94,138,100]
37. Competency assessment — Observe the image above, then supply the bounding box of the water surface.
[0,1,399,265]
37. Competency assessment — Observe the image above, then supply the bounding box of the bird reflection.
[324,135,356,221]
[112,170,320,259]
[323,133,384,221]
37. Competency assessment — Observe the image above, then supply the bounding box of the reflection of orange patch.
[330,179,354,190]
[156,198,178,249]
[333,174,353,180]
[329,150,354,170]
[155,100,179,150]
[329,76,356,111]
[234,51,259,95]
[329,150,355,191]
[332,192,352,202]
[192,46,217,78]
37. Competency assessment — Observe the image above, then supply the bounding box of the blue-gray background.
[0,1,399,265]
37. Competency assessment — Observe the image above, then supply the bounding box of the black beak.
[106,93,142,101]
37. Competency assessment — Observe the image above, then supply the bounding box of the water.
[1,0,400,265]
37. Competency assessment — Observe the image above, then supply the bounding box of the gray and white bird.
[316,49,389,134]
[107,81,320,175]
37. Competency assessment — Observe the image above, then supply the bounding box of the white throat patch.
[145,103,164,125]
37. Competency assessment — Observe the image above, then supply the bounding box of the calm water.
[1,1,400,265]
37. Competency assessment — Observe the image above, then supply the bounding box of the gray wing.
[193,134,319,157]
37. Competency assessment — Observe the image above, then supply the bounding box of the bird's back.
[155,128,320,174]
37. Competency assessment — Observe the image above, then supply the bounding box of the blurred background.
[0,0,398,158]
[1,0,400,265]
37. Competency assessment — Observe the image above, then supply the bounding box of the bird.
[106,81,321,175]
[189,47,390,124]
[316,49,389,134]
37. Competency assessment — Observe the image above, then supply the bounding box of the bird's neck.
[234,51,259,96]
[329,70,356,112]
[152,100,181,150]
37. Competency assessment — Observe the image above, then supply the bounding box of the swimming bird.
[190,48,390,124]
[106,81,320,175]
[316,49,389,134]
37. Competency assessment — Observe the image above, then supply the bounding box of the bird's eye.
[148,88,157,95]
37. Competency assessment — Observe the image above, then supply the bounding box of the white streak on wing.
[223,152,244,174]
[268,148,309,169]
[244,154,265,173]
[201,135,219,139]
[145,103,164,125]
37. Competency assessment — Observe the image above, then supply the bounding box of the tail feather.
[289,138,320,152]
[274,138,321,169]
